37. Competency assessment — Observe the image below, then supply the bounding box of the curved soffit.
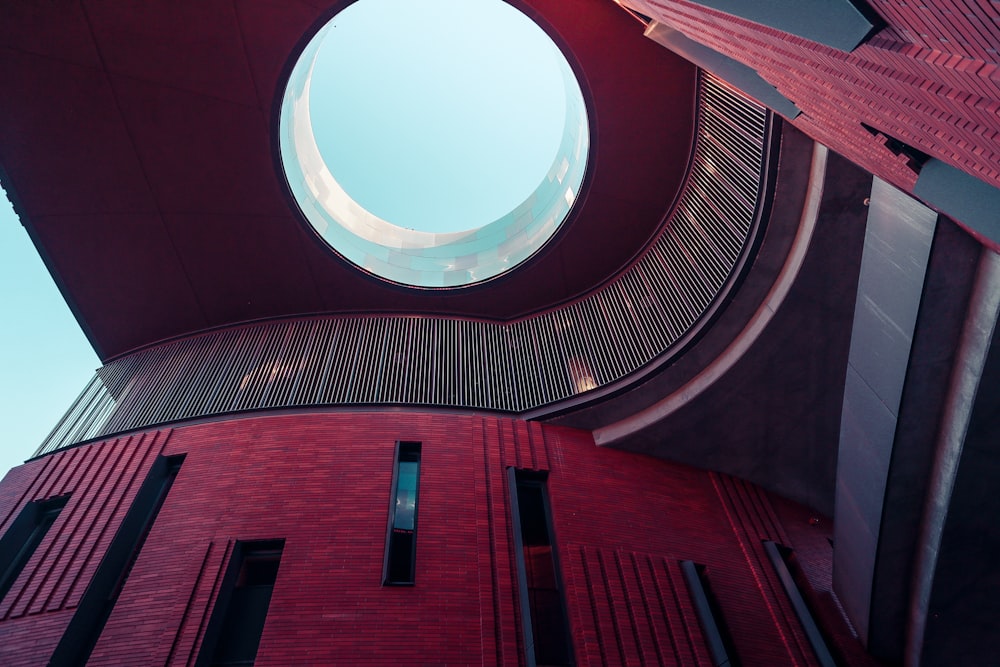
[0,0,696,360]
[34,76,772,457]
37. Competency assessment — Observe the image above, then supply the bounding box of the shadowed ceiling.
[0,0,696,360]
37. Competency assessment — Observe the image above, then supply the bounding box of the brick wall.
[0,431,166,666]
[0,412,856,665]
[627,0,999,245]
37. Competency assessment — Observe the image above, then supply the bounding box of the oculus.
[278,0,590,288]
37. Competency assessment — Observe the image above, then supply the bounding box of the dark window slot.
[196,539,285,667]
[763,540,837,667]
[508,469,573,667]
[860,123,929,172]
[680,560,741,667]
[49,454,184,667]
[383,441,421,585]
[0,494,68,603]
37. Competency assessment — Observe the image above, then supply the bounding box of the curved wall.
[1,411,837,666]
[35,75,771,457]
[0,0,700,360]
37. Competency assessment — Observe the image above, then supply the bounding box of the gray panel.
[836,363,899,636]
[846,178,936,413]
[914,159,1000,245]
[834,177,937,643]
[689,0,878,51]
[839,366,898,532]
[644,22,802,120]
[848,293,915,411]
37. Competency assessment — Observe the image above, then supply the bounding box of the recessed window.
[383,441,421,585]
[0,494,68,604]
[509,469,573,666]
[680,560,741,667]
[763,541,838,666]
[278,0,589,288]
[50,455,184,667]
[197,540,285,667]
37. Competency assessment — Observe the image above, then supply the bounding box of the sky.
[309,0,566,233]
[0,0,571,479]
[0,188,100,480]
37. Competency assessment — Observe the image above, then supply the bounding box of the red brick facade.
[0,412,857,665]
[629,0,999,245]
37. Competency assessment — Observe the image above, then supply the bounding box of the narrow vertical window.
[680,560,742,667]
[509,469,573,666]
[383,441,421,585]
[763,541,837,667]
[197,540,285,667]
[50,454,184,667]
[0,494,68,603]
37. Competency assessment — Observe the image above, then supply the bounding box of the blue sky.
[0,189,100,479]
[310,0,566,233]
[0,0,568,478]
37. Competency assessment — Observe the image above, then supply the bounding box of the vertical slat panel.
[35,73,770,455]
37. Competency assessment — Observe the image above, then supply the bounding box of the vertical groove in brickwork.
[656,557,688,667]
[512,420,525,470]
[184,539,235,667]
[163,541,215,667]
[60,441,102,499]
[43,438,124,612]
[506,419,521,470]
[526,421,538,470]
[43,445,82,498]
[711,472,813,666]
[749,478,792,546]
[0,433,166,622]
[575,546,714,666]
[664,557,710,667]
[642,555,685,666]
[579,546,611,666]
[63,435,151,609]
[488,417,520,665]
[614,550,648,666]
[24,443,127,616]
[539,422,553,471]
[535,421,550,470]
[627,553,667,667]
[60,433,163,611]
[2,446,89,619]
[475,417,501,667]
[598,548,627,664]
[663,557,701,666]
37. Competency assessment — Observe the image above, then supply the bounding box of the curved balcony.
[35,74,771,457]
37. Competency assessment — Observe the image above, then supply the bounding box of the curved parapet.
[35,74,772,457]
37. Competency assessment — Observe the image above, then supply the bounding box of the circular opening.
[279,0,589,288]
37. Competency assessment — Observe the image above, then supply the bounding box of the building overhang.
[0,0,696,361]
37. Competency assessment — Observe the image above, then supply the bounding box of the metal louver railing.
[35,74,770,457]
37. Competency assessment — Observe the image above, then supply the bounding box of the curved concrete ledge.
[593,142,827,446]
[905,249,1000,667]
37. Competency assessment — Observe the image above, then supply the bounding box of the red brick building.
[1,1,998,665]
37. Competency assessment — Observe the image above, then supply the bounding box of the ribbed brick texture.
[0,413,856,665]
[629,0,999,237]
[0,431,167,666]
